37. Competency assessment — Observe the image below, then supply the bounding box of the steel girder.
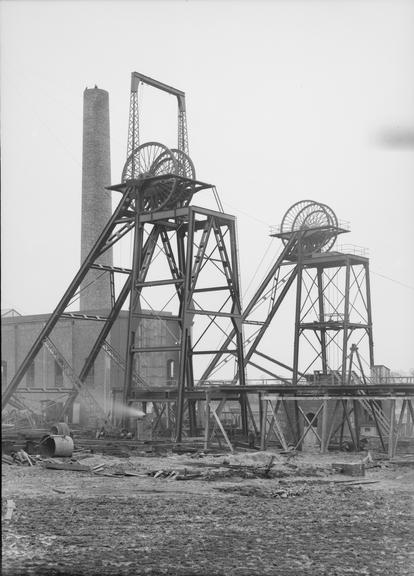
[126,72,189,181]
[292,253,374,384]
[2,172,244,444]
[1,186,137,411]
[200,228,374,389]
[121,199,247,441]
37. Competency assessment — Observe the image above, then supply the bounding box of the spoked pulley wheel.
[122,142,179,212]
[150,148,195,180]
[280,200,339,254]
[171,149,196,180]
[170,149,196,206]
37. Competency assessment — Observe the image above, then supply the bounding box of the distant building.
[1,309,179,426]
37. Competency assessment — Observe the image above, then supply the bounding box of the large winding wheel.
[280,200,339,254]
[122,142,178,212]
[121,142,196,212]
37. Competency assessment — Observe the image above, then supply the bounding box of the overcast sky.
[1,0,413,373]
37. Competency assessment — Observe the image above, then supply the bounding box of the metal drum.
[41,434,74,457]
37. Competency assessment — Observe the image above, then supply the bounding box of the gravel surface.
[2,452,414,576]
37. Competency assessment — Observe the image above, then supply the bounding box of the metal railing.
[335,244,369,257]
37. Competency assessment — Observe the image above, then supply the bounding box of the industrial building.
[1,86,180,427]
[1,309,179,426]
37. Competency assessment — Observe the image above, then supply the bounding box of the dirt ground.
[2,449,414,576]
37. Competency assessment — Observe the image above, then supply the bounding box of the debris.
[72,449,93,458]
[71,454,91,461]
[4,500,16,521]
[22,450,34,466]
[2,454,14,465]
[361,451,374,467]
[45,462,90,472]
[51,487,66,494]
[389,458,414,466]
[263,455,276,477]
[148,468,201,480]
[175,472,203,480]
[332,461,365,477]
[215,485,306,499]
[340,480,379,486]
[12,450,35,466]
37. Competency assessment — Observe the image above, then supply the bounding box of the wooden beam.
[267,400,289,451]
[204,392,211,451]
[260,395,268,451]
[321,397,329,453]
[388,399,396,458]
[211,401,234,453]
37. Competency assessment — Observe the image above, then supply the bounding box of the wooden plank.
[321,397,329,453]
[268,400,289,451]
[45,462,90,472]
[353,400,360,452]
[211,404,234,453]
[260,397,268,451]
[388,399,396,458]
[208,398,226,444]
[204,392,211,451]
[393,399,407,456]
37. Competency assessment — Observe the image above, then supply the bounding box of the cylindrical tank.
[80,86,113,312]
[41,434,74,457]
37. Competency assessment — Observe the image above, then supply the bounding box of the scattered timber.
[45,462,91,472]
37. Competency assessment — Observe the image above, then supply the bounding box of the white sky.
[1,0,413,373]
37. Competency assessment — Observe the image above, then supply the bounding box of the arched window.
[306,412,318,427]
[1,361,7,390]
[27,362,35,388]
[167,359,175,385]
[55,361,63,388]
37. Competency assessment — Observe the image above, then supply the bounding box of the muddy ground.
[2,450,414,575]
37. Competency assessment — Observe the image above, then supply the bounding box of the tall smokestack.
[80,86,112,311]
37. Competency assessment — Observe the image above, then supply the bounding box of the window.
[1,361,7,391]
[26,362,35,388]
[55,361,63,388]
[1,360,7,383]
[167,359,175,385]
